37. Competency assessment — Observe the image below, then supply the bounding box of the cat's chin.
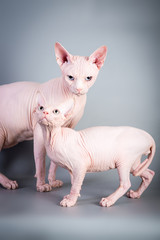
[74,91,87,96]
[40,119,50,126]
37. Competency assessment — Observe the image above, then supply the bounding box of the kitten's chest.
[46,131,71,169]
[46,129,79,171]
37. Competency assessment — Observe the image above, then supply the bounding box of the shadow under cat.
[0,141,35,183]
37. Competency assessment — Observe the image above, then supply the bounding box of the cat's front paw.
[100,197,115,207]
[60,195,77,207]
[49,179,63,188]
[37,183,52,192]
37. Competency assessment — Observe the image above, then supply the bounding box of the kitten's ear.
[89,46,107,69]
[36,91,46,107]
[60,98,74,117]
[55,42,73,66]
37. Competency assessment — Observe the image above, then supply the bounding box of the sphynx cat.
[0,43,107,191]
[35,95,155,207]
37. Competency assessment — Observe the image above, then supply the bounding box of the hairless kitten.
[35,95,155,207]
[0,43,107,191]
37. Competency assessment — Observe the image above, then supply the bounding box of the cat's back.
[80,126,124,141]
[0,81,40,147]
[79,126,153,153]
[0,81,39,102]
[79,126,137,156]
[0,81,39,130]
[0,81,39,118]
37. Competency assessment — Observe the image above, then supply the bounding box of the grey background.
[0,0,160,240]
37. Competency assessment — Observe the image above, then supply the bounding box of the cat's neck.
[60,75,70,95]
[42,124,60,133]
[41,124,61,144]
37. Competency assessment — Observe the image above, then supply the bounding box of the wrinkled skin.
[35,97,155,207]
[0,43,107,191]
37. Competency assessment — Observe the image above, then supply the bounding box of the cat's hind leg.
[127,168,155,199]
[100,166,131,207]
[0,173,18,189]
[0,126,18,190]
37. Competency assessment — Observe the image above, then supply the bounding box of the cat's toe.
[99,197,114,207]
[3,180,18,190]
[60,197,76,207]
[37,183,52,192]
[49,180,63,188]
[11,180,18,189]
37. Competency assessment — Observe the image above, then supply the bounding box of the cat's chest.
[46,132,68,161]
[64,95,86,125]
[46,130,78,170]
[47,141,72,172]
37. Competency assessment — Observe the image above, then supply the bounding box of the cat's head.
[55,42,107,95]
[35,92,74,128]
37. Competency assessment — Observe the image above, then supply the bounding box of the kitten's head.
[55,42,107,95]
[35,92,74,128]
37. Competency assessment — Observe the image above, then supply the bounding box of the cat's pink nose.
[76,88,82,93]
[43,111,49,115]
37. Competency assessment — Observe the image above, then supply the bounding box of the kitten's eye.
[85,76,92,81]
[53,109,60,115]
[39,106,44,111]
[68,75,75,81]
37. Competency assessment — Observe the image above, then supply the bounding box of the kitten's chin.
[40,119,50,126]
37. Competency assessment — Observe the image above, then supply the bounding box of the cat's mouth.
[74,90,87,96]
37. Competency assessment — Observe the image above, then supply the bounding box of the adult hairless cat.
[0,43,107,192]
[35,95,155,207]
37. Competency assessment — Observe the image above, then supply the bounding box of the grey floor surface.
[0,168,160,240]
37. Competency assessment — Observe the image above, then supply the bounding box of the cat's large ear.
[89,46,107,69]
[35,91,47,107]
[59,98,75,117]
[55,42,73,66]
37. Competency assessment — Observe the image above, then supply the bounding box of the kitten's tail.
[132,140,156,176]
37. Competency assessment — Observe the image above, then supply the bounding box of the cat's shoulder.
[41,77,61,85]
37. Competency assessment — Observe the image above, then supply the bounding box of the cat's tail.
[132,140,156,177]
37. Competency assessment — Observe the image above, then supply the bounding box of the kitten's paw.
[100,197,114,207]
[49,180,63,188]
[60,196,77,207]
[126,190,140,199]
[37,184,52,192]
[2,180,18,190]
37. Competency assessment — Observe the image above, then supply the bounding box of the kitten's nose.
[43,111,49,115]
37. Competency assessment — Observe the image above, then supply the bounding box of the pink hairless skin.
[35,95,155,207]
[0,43,107,191]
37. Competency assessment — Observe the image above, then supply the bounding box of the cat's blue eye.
[85,76,92,81]
[68,75,75,81]
[39,106,44,111]
[53,109,60,115]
